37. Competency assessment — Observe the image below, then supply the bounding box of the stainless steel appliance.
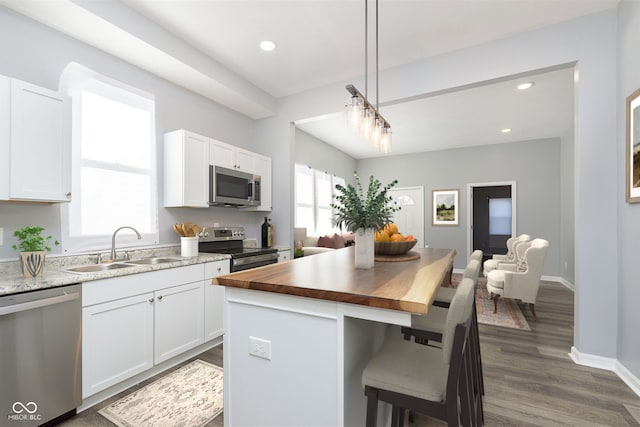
[209,165,261,207]
[199,227,278,271]
[1,283,82,426]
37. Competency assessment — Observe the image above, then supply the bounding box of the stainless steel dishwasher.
[1,283,82,426]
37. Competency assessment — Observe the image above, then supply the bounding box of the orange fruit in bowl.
[374,230,390,242]
[405,234,415,242]
[384,223,398,236]
[389,233,405,242]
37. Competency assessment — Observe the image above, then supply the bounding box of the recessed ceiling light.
[501,128,512,133]
[260,40,276,52]
[517,82,534,90]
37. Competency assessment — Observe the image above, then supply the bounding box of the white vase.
[354,227,375,269]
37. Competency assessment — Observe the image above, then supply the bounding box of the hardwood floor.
[414,280,640,426]
[61,280,639,426]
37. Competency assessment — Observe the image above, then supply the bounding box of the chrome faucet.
[110,226,142,261]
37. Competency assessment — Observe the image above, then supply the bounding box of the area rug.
[99,360,223,427]
[451,273,531,331]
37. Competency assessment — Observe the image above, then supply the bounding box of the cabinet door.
[210,138,235,169]
[205,261,230,342]
[154,281,205,364]
[253,155,272,211]
[82,293,154,398]
[9,79,71,202]
[183,132,209,207]
[235,148,255,173]
[163,130,209,207]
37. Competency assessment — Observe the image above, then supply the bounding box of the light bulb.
[360,108,375,139]
[379,128,392,153]
[346,96,363,129]
[372,118,384,148]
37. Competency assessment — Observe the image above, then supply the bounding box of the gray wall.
[560,127,575,285]
[0,7,267,260]
[356,138,562,274]
[294,129,357,184]
[617,0,640,381]
[258,10,619,361]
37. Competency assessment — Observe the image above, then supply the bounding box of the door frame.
[466,181,517,258]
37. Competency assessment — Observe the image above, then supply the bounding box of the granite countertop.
[0,246,231,297]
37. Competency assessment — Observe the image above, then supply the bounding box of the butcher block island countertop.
[213,246,456,315]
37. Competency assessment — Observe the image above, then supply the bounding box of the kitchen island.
[214,246,455,426]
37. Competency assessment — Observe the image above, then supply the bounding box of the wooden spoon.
[173,223,184,237]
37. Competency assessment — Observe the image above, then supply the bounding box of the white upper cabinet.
[165,129,272,210]
[0,76,71,202]
[164,130,210,208]
[245,154,272,212]
[210,138,255,173]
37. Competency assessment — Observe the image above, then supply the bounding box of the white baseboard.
[616,360,640,397]
[570,346,640,398]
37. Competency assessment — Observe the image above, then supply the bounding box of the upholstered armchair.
[486,238,549,320]
[483,234,530,277]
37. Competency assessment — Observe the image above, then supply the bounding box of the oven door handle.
[233,253,279,267]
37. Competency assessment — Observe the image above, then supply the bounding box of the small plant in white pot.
[12,226,59,278]
[331,173,399,269]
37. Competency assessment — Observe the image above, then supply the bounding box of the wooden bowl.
[374,239,418,255]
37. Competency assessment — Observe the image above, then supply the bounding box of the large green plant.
[331,172,400,232]
[12,226,59,252]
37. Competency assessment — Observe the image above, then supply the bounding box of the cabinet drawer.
[205,260,230,279]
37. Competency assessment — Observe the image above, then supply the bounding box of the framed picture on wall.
[432,189,459,226]
[627,87,640,203]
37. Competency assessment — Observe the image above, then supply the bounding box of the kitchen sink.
[66,263,136,273]
[127,257,183,265]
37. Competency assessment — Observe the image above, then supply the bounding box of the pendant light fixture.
[346,0,392,153]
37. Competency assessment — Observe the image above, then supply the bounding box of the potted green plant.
[12,226,59,278]
[331,172,399,268]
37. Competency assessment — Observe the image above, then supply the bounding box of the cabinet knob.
[158,295,163,301]
[148,298,154,303]
[217,267,221,272]
[65,192,71,197]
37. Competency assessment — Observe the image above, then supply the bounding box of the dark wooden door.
[472,185,512,259]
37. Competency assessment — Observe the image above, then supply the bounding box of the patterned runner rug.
[452,273,530,331]
[99,359,223,427]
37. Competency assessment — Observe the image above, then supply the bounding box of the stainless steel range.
[199,227,278,272]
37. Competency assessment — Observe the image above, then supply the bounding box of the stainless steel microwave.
[209,165,261,207]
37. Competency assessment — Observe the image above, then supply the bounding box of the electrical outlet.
[564,261,568,269]
[249,336,271,360]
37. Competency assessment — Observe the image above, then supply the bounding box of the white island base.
[223,287,412,426]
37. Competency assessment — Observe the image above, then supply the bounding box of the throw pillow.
[317,235,334,248]
[331,233,345,249]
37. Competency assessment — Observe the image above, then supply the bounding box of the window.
[294,164,345,235]
[489,198,512,235]
[60,64,158,253]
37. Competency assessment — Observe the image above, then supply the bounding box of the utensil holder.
[181,236,199,257]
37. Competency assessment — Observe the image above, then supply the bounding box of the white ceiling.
[2,0,617,158]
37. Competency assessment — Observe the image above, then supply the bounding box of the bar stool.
[433,258,481,308]
[362,279,477,426]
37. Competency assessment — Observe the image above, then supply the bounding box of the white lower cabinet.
[82,292,154,399]
[204,260,230,342]
[154,281,204,364]
[82,264,207,398]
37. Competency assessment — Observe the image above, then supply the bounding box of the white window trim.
[59,63,158,254]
